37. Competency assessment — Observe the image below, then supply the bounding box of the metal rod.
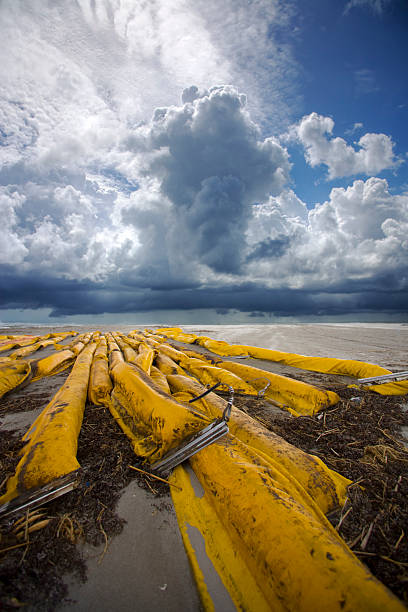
[358,370,408,384]
[0,472,79,519]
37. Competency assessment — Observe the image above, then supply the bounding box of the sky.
[0,0,407,325]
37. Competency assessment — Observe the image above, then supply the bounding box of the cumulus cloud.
[293,112,397,178]
[118,86,291,278]
[243,177,408,301]
[307,177,408,282]
[0,0,297,162]
[0,84,292,290]
[0,180,140,282]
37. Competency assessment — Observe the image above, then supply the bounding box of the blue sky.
[0,0,407,324]
[287,0,408,205]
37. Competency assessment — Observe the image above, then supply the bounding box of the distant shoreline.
[1,323,407,369]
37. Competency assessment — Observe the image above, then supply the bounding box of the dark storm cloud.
[1,267,407,319]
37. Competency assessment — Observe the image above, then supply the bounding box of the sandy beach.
[1,324,407,610]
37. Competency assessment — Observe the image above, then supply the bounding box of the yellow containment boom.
[108,360,212,462]
[0,360,32,400]
[155,327,199,344]
[154,339,340,415]
[179,357,260,396]
[166,374,349,514]
[154,352,187,376]
[156,327,408,395]
[0,342,97,509]
[9,335,67,360]
[169,437,404,612]
[88,337,112,406]
[30,336,92,382]
[218,360,340,416]
[0,335,39,353]
[31,348,77,381]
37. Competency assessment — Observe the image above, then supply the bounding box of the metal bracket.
[0,471,80,519]
[357,370,408,385]
[152,385,234,475]
[151,418,229,475]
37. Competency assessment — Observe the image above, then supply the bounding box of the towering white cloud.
[294,112,397,179]
[119,86,291,278]
[246,177,408,290]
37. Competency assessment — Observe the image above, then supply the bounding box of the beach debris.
[128,465,182,490]
[12,509,51,540]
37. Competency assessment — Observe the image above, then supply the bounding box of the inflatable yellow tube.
[156,328,408,395]
[246,347,408,395]
[31,348,77,381]
[0,360,32,400]
[133,342,155,374]
[149,365,171,394]
[166,374,349,514]
[170,437,404,612]
[121,335,142,350]
[181,357,259,396]
[128,331,149,343]
[0,342,97,504]
[88,337,112,406]
[154,352,187,376]
[196,337,250,357]
[123,345,140,364]
[170,464,273,612]
[108,360,211,462]
[0,335,39,353]
[183,348,219,363]
[9,336,68,360]
[111,334,139,363]
[156,343,190,364]
[156,341,339,415]
[142,330,166,344]
[219,360,340,416]
[156,327,199,344]
[115,334,156,373]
